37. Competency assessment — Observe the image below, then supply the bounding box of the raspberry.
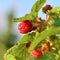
[26,41,31,48]
[41,47,47,52]
[41,42,47,52]
[31,49,42,58]
[18,20,32,34]
[42,4,52,13]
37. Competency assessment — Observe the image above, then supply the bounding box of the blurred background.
[0,0,60,60]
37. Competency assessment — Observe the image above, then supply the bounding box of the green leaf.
[39,52,56,60]
[31,0,46,13]
[57,57,60,60]
[48,7,60,16]
[56,51,60,60]
[5,43,38,60]
[28,27,60,52]
[51,38,60,50]
[6,44,26,60]
[18,33,30,44]
[6,44,56,60]
[50,7,60,14]
[13,12,37,22]
[51,17,60,26]
[5,32,35,59]
[5,31,60,60]
[17,32,36,45]
[6,54,16,60]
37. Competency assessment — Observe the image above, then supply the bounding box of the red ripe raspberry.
[18,20,32,34]
[42,4,52,13]
[31,50,42,58]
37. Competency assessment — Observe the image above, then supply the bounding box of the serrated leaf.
[28,27,60,52]
[31,0,46,12]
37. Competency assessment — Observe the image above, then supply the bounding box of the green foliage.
[6,41,56,60]
[6,54,16,60]
[48,7,60,17]
[13,12,37,22]
[31,0,46,13]
[5,32,35,60]
[17,32,35,45]
[5,27,60,60]
[51,17,60,26]
[28,27,60,52]
[13,0,46,22]
[53,39,60,50]
[39,52,56,60]
[50,7,60,15]
[6,44,34,60]
[5,0,60,60]
[47,7,60,27]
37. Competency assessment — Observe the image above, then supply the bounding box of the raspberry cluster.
[25,41,52,58]
[18,4,53,59]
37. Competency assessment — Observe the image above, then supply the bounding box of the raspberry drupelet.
[18,20,32,34]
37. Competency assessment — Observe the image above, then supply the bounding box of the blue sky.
[0,0,60,33]
[0,0,60,18]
